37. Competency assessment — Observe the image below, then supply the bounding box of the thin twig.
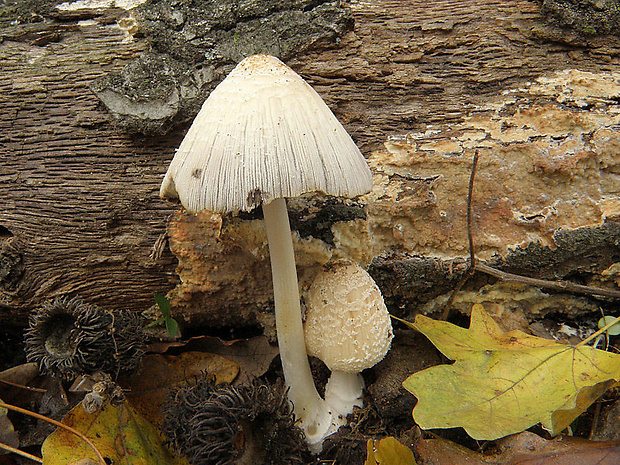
[0,378,46,393]
[474,263,620,300]
[588,401,602,440]
[443,145,620,323]
[467,151,479,266]
[0,441,43,463]
[598,307,610,351]
[442,150,479,320]
[577,315,620,347]
[0,401,106,465]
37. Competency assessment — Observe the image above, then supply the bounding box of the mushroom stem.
[262,198,331,447]
[324,371,364,419]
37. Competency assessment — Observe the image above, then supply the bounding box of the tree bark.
[0,9,179,321]
[1,0,619,324]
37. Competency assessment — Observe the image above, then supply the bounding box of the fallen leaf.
[598,316,620,336]
[403,304,620,440]
[41,399,188,465]
[414,432,620,465]
[150,335,279,385]
[413,435,490,465]
[183,336,279,384]
[0,398,19,451]
[0,362,41,405]
[0,363,39,386]
[365,437,416,465]
[497,431,620,465]
[120,352,238,426]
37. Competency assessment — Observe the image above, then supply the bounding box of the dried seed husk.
[163,375,308,465]
[24,296,145,380]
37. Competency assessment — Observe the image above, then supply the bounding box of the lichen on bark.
[90,0,353,134]
[539,0,620,36]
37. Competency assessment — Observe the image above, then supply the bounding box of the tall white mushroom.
[160,55,373,448]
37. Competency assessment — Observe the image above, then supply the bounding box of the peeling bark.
[2,0,620,326]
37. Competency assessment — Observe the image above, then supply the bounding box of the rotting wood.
[2,0,620,325]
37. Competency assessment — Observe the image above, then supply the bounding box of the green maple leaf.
[403,304,620,440]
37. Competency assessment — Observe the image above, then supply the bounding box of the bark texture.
[0,9,179,322]
[1,0,619,326]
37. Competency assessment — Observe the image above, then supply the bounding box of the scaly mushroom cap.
[160,54,372,214]
[304,259,393,372]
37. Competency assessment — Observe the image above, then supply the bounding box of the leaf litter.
[413,431,620,465]
[365,436,416,465]
[41,397,188,465]
[148,334,279,385]
[120,351,239,426]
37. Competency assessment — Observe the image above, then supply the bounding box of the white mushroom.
[304,259,393,427]
[160,55,373,449]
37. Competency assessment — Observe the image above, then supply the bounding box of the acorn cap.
[24,297,145,379]
[303,259,393,373]
[163,376,309,464]
[160,54,373,214]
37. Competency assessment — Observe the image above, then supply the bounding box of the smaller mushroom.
[303,259,393,428]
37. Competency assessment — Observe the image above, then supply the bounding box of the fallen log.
[1,0,619,329]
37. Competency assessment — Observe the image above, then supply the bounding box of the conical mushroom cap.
[160,54,373,213]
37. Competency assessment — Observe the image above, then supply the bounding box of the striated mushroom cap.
[304,259,393,373]
[160,54,372,214]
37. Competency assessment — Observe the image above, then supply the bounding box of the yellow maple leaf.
[403,304,620,440]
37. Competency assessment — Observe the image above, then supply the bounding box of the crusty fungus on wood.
[160,54,373,449]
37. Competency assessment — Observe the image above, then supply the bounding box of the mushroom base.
[324,371,364,424]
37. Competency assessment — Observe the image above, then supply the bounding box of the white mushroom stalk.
[262,198,332,445]
[324,370,364,421]
[159,55,373,450]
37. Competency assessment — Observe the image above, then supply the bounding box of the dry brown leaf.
[498,432,620,465]
[0,362,39,386]
[151,335,279,385]
[0,362,41,405]
[120,352,238,426]
[414,435,490,465]
[414,432,620,465]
